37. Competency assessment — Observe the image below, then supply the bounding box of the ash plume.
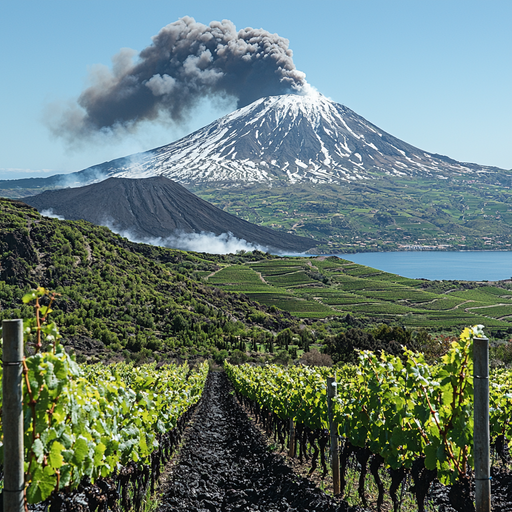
[47,16,307,143]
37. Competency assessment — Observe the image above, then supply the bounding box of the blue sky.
[1,0,511,180]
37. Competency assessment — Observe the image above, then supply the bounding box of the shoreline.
[286,249,512,282]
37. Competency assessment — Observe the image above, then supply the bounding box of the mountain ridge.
[2,92,508,199]
[4,92,512,252]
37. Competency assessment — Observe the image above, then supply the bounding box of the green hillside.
[1,197,511,368]
[205,255,512,335]
[0,199,300,363]
[192,174,512,253]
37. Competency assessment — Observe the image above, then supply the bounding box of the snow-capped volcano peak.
[77,92,496,186]
[231,88,333,125]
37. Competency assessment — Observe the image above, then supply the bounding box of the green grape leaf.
[44,362,59,390]
[49,441,64,469]
[59,464,72,489]
[59,431,73,450]
[39,306,52,317]
[26,466,57,504]
[72,437,89,464]
[31,438,45,463]
[22,291,37,304]
[93,442,106,465]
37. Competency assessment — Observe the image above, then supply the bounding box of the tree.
[277,328,292,348]
[273,349,292,366]
[300,329,311,352]
[324,326,416,364]
[299,349,333,367]
[229,349,248,365]
[324,328,381,364]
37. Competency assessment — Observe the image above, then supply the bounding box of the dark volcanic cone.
[23,177,316,253]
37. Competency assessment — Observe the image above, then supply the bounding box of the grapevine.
[0,287,208,506]
[226,325,510,511]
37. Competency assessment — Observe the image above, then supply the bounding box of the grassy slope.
[205,256,512,336]
[191,175,512,253]
[2,197,511,370]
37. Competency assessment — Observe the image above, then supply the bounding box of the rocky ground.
[156,371,512,512]
[157,372,363,512]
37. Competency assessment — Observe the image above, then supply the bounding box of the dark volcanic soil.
[23,177,317,253]
[158,372,362,512]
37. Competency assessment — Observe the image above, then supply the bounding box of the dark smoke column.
[50,16,307,139]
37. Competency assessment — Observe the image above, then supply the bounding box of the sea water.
[334,251,512,281]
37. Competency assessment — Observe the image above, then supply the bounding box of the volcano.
[2,92,506,197]
[22,176,317,253]
[44,91,502,188]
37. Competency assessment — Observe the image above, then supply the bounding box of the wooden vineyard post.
[288,418,296,457]
[327,377,340,495]
[473,336,491,512]
[2,319,25,512]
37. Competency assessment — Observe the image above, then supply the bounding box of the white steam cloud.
[40,209,65,220]
[146,231,268,254]
[38,210,301,255]
[101,219,271,254]
[56,168,107,189]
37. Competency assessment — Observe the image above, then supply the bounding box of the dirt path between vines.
[158,372,361,512]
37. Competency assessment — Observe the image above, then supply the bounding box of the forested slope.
[0,199,299,362]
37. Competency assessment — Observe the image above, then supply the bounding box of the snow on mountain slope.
[72,91,501,186]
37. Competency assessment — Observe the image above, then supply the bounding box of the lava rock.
[158,373,363,512]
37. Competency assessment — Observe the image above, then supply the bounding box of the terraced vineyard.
[208,262,334,317]
[206,256,512,332]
